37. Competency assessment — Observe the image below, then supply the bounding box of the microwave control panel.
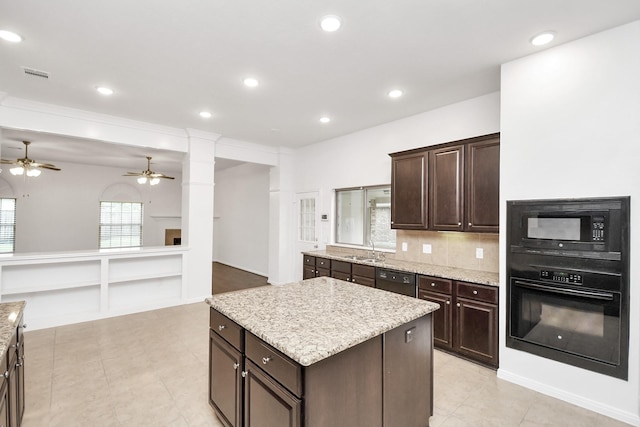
[592,216,605,242]
[540,269,583,284]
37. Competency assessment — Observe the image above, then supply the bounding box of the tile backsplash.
[393,230,499,273]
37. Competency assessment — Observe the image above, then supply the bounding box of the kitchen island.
[206,277,439,427]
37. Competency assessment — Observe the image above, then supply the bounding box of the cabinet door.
[210,330,243,427]
[465,137,500,232]
[351,275,375,287]
[331,271,351,282]
[454,297,498,367]
[7,351,16,427]
[391,151,429,229]
[244,360,301,427]
[16,320,24,426]
[303,266,316,280]
[418,289,453,349]
[430,145,464,231]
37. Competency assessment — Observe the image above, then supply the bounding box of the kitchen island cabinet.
[207,277,438,427]
[0,301,26,427]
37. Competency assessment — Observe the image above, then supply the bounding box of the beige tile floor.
[20,303,630,427]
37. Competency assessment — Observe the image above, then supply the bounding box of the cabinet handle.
[446,300,451,305]
[457,222,461,226]
[262,357,272,365]
[473,290,478,295]
[431,282,436,287]
[233,363,239,370]
[218,325,226,331]
[241,371,248,378]
[468,222,472,226]
[3,371,7,379]
[15,362,22,368]
[456,303,461,307]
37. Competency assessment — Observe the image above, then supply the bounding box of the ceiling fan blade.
[0,159,18,165]
[123,172,143,176]
[35,164,61,171]
[158,175,175,180]
[149,172,174,179]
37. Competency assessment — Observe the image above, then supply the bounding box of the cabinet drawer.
[332,271,351,282]
[331,260,351,274]
[245,332,302,398]
[352,275,375,287]
[316,257,331,269]
[210,309,244,352]
[303,255,315,266]
[456,281,498,304]
[352,263,375,279]
[418,275,452,294]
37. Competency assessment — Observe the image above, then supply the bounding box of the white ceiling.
[1,0,640,165]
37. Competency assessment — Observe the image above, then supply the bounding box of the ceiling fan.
[0,141,61,177]
[124,156,175,185]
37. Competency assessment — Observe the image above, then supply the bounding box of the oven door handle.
[514,280,615,301]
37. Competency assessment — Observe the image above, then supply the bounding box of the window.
[335,186,395,250]
[298,196,317,243]
[0,198,16,253]
[99,201,143,248]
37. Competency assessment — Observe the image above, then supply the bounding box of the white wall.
[0,159,182,252]
[213,162,270,276]
[499,21,640,425]
[289,92,501,279]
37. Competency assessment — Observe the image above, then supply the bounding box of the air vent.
[22,67,49,79]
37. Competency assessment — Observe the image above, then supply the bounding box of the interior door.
[294,192,320,280]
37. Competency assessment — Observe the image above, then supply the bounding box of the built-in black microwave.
[507,197,629,258]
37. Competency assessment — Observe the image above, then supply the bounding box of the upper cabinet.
[390,133,499,233]
[390,151,429,229]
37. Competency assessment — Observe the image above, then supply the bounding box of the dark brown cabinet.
[418,275,498,368]
[6,314,25,427]
[454,281,499,367]
[210,306,433,427]
[351,264,375,287]
[465,137,500,232]
[303,256,330,279]
[390,151,429,229]
[390,132,499,232]
[430,145,464,231]
[0,350,8,427]
[209,310,245,427]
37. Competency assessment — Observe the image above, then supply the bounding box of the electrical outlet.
[402,242,408,252]
[476,248,484,259]
[422,244,432,254]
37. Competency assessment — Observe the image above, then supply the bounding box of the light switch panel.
[402,242,408,252]
[476,248,484,259]
[422,244,432,254]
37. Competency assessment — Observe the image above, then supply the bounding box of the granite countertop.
[0,301,25,362]
[304,250,500,287]
[206,277,439,366]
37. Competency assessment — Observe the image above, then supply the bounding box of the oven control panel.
[540,269,583,284]
[592,216,606,242]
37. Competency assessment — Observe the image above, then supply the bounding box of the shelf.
[2,281,100,296]
[108,271,182,284]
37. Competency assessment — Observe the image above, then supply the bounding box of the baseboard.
[497,368,640,426]
[213,260,268,278]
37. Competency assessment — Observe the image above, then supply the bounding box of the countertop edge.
[0,301,26,363]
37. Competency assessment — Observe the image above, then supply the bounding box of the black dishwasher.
[375,268,416,297]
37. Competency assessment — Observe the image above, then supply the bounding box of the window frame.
[0,198,16,253]
[99,201,144,249]
[334,185,395,250]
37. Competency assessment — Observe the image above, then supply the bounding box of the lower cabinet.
[0,351,8,427]
[418,276,498,368]
[209,307,433,427]
[302,256,330,279]
[0,312,26,427]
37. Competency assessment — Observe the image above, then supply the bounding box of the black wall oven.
[507,197,629,380]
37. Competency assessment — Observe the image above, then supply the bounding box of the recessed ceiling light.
[531,31,555,46]
[96,86,114,96]
[0,30,22,43]
[319,116,331,124]
[388,89,403,99]
[199,111,212,119]
[320,15,342,32]
[243,77,259,88]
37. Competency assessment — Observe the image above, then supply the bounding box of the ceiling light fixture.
[319,116,331,124]
[531,31,555,46]
[0,30,22,43]
[388,89,403,98]
[123,156,175,185]
[199,111,212,118]
[96,86,114,96]
[243,77,259,88]
[320,15,342,32]
[0,141,61,177]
